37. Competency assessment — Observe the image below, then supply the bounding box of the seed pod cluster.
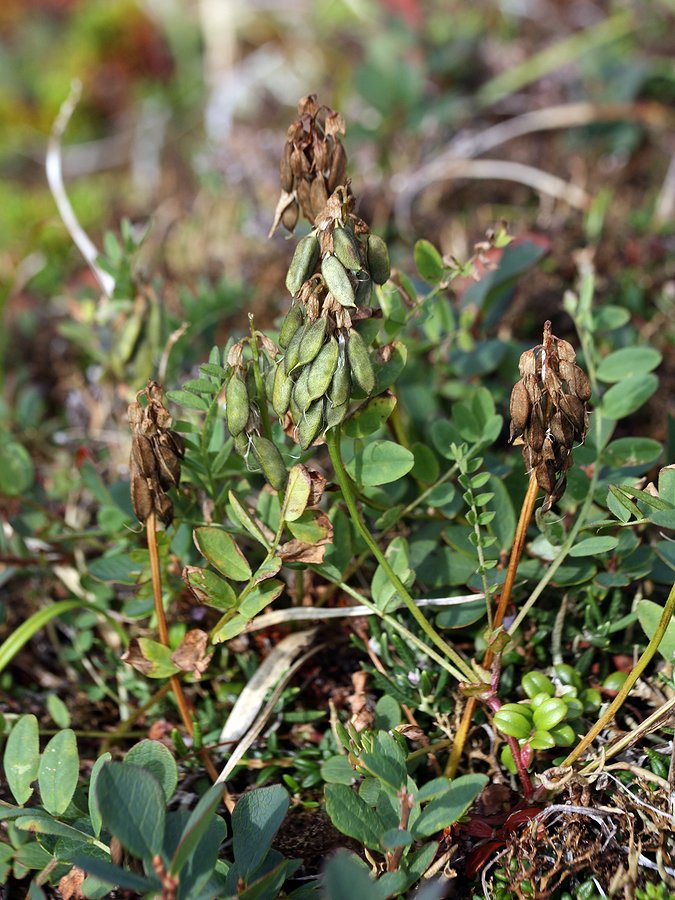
[274,94,348,233]
[509,321,590,512]
[128,382,185,526]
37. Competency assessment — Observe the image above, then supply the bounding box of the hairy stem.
[325,427,477,684]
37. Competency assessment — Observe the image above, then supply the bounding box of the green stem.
[562,580,675,767]
[248,314,273,441]
[325,426,478,684]
[335,580,468,682]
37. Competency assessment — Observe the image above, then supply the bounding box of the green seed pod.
[286,233,320,296]
[279,302,305,349]
[233,432,250,457]
[226,374,250,436]
[251,435,288,491]
[531,697,568,732]
[325,399,349,429]
[347,329,375,395]
[284,322,306,375]
[333,226,362,271]
[298,400,323,450]
[521,671,555,700]
[354,272,372,306]
[272,362,293,417]
[329,344,351,407]
[293,365,312,413]
[293,316,328,372]
[321,254,355,308]
[366,233,391,284]
[307,336,339,403]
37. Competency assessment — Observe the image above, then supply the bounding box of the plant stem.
[446,472,539,780]
[487,472,539,660]
[325,427,477,684]
[99,681,173,754]
[147,513,221,784]
[562,580,675,767]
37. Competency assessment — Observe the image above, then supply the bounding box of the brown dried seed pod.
[549,412,574,448]
[281,199,299,232]
[309,176,329,221]
[327,140,347,192]
[535,461,556,494]
[131,434,157,478]
[518,349,537,378]
[154,432,182,490]
[527,409,546,453]
[522,445,541,472]
[290,146,309,177]
[509,379,531,438]
[556,339,576,362]
[280,142,294,192]
[557,393,587,435]
[314,138,329,173]
[131,473,154,523]
[572,366,591,402]
[296,179,313,221]
[154,490,174,527]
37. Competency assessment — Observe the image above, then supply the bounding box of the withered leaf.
[171,629,213,680]
[278,539,327,564]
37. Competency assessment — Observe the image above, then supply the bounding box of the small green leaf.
[0,440,34,496]
[96,762,166,860]
[359,732,407,790]
[125,740,178,804]
[598,374,658,420]
[72,854,160,893]
[325,784,385,850]
[46,695,70,729]
[569,536,619,557]
[228,492,270,548]
[602,438,662,469]
[238,579,284,619]
[414,240,444,283]
[323,851,376,900]
[412,774,488,838]
[281,465,312,523]
[4,714,39,805]
[531,698,568,732]
[194,527,252,581]
[165,390,209,411]
[436,600,486,629]
[232,785,289,877]
[373,695,401,731]
[38,729,79,816]
[88,753,111,838]
[127,638,181,678]
[321,756,356,785]
[637,599,675,663]
[183,567,237,610]
[169,782,227,876]
[343,395,397,439]
[596,347,661,383]
[346,440,414,487]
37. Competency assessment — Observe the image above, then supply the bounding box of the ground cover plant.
[1,3,675,898]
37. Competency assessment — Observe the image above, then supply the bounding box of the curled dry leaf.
[170,629,213,680]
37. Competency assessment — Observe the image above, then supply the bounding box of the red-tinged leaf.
[465,839,506,879]
[465,818,494,839]
[503,806,543,833]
